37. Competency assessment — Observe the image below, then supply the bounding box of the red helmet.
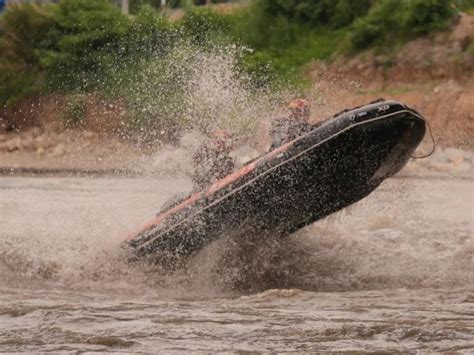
[288,98,310,122]
[209,129,233,152]
[288,98,310,110]
[211,129,232,140]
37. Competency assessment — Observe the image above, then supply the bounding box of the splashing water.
[1,42,473,352]
[1,156,472,293]
[1,163,473,352]
[123,42,282,147]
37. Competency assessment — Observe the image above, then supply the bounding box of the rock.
[451,14,474,45]
[444,147,466,165]
[374,55,386,67]
[424,148,472,173]
[433,80,463,94]
[463,294,474,303]
[1,137,21,152]
[20,135,35,151]
[51,144,66,157]
[29,127,42,137]
[0,142,11,152]
[83,130,98,141]
[35,135,46,148]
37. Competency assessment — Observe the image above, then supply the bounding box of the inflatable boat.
[126,99,427,262]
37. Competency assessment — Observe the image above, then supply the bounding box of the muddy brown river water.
[0,168,473,352]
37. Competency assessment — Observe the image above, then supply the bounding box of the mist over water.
[1,43,473,352]
[1,43,473,292]
[1,164,473,352]
[1,159,472,296]
[123,42,283,147]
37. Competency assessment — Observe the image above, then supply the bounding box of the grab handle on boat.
[410,118,436,159]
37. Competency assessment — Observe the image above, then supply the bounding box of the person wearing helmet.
[158,129,234,214]
[191,129,235,190]
[270,98,313,149]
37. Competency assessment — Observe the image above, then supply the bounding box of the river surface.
[0,170,473,352]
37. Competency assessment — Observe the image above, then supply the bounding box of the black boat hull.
[126,100,426,261]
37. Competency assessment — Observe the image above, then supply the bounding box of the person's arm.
[270,118,289,150]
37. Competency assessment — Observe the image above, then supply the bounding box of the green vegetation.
[244,0,457,65]
[350,0,456,50]
[181,6,235,45]
[63,95,87,126]
[0,3,52,106]
[464,8,474,14]
[231,0,459,83]
[458,0,474,13]
[468,41,474,54]
[42,0,129,91]
[0,0,465,133]
[233,0,368,83]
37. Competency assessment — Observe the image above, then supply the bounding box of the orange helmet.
[288,98,310,122]
[209,129,233,152]
[288,98,310,110]
[211,129,232,140]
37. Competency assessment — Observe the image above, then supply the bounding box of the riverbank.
[1,79,472,176]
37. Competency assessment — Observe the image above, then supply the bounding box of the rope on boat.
[410,118,436,159]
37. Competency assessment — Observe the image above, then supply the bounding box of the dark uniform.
[158,131,234,214]
[270,117,312,149]
[191,138,234,190]
[270,98,313,150]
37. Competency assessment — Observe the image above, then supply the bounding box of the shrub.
[236,0,369,85]
[123,50,190,142]
[331,0,373,28]
[40,0,129,92]
[180,6,234,45]
[249,0,371,30]
[456,0,474,12]
[122,5,177,58]
[63,95,87,126]
[129,0,168,14]
[401,0,457,33]
[129,0,236,12]
[0,3,52,106]
[350,0,456,50]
